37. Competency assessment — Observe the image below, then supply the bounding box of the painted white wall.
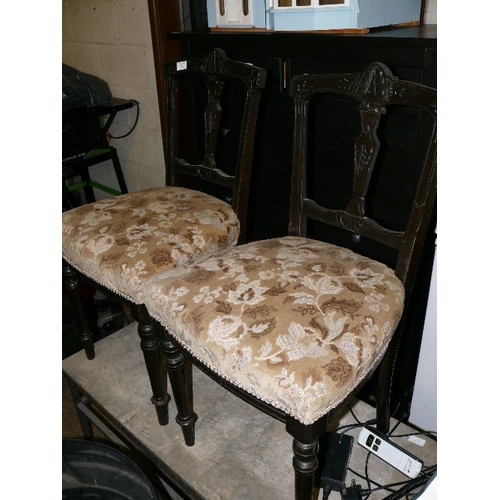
[423,0,437,24]
[62,0,165,195]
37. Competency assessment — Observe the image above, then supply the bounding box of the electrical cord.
[348,404,364,424]
[341,481,363,499]
[334,404,438,500]
[386,430,437,441]
[382,467,437,499]
[360,464,437,499]
[109,99,140,139]
[356,465,436,499]
[321,402,437,499]
[337,421,373,437]
[354,443,436,498]
[388,479,428,500]
[353,462,436,499]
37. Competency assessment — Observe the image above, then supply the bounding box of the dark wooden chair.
[62,48,267,443]
[142,62,436,498]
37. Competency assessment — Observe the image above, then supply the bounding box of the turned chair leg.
[292,437,319,500]
[63,264,95,360]
[160,326,197,446]
[135,306,170,426]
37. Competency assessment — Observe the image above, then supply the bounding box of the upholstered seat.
[62,186,239,304]
[62,49,267,439]
[144,236,405,425]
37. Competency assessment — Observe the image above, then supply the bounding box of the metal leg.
[78,163,97,203]
[64,373,94,440]
[109,147,128,194]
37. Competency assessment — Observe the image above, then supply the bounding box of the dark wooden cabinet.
[167,25,437,420]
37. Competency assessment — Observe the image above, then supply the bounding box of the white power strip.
[357,427,423,479]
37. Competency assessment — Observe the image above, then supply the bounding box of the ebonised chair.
[62,48,267,443]
[142,62,437,498]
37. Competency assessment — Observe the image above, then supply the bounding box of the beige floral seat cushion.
[62,187,239,304]
[143,236,405,425]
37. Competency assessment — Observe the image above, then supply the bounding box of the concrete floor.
[62,322,437,500]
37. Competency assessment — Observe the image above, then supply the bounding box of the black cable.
[342,481,363,500]
[363,452,373,499]
[388,430,437,440]
[336,403,437,499]
[344,408,395,497]
[358,465,436,499]
[382,471,436,500]
[109,99,140,139]
[344,419,436,498]
[322,484,333,500]
[355,452,436,498]
[337,422,370,437]
[348,404,363,424]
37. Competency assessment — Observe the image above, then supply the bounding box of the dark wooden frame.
[63,49,267,445]
[161,62,437,499]
[164,27,437,419]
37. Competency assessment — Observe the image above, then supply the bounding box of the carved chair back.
[164,48,267,244]
[289,62,437,299]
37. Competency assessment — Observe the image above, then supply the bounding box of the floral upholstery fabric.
[62,187,239,304]
[143,236,405,425]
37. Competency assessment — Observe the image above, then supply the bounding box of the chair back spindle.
[164,48,267,243]
[289,62,437,296]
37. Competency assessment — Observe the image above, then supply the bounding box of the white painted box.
[207,0,267,28]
